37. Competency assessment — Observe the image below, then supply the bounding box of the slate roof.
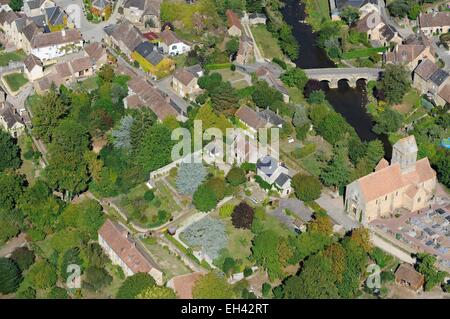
[429,69,449,86]
[26,0,47,10]
[45,6,66,26]
[0,104,24,129]
[235,105,267,130]
[274,173,290,188]
[134,41,164,65]
[256,155,279,177]
[104,20,145,53]
[258,109,284,126]
[24,54,42,72]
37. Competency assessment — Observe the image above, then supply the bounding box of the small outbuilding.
[394,263,425,292]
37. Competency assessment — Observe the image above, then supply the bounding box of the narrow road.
[241,19,264,63]
[371,234,416,264]
[0,233,28,257]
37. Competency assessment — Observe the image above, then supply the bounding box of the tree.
[31,90,67,143]
[10,247,35,272]
[83,266,113,292]
[26,260,57,289]
[137,124,174,174]
[192,273,234,299]
[47,287,68,299]
[284,254,339,298]
[209,82,239,112]
[206,177,226,200]
[231,202,255,229]
[434,149,450,188]
[278,23,299,60]
[222,257,237,275]
[373,108,404,134]
[0,172,25,211]
[309,214,333,236]
[365,139,385,167]
[112,115,134,151]
[226,167,246,186]
[45,119,90,200]
[252,230,283,280]
[323,243,346,282]
[320,147,351,190]
[380,64,411,104]
[292,105,309,127]
[176,161,207,195]
[0,257,21,294]
[225,37,240,56]
[340,6,360,26]
[281,68,308,91]
[137,286,177,299]
[193,183,217,212]
[388,0,411,18]
[416,253,447,291]
[58,200,105,238]
[351,227,372,254]
[307,90,326,104]
[9,0,23,12]
[246,0,263,12]
[117,273,156,299]
[252,80,283,108]
[59,247,83,281]
[0,131,21,172]
[291,174,322,202]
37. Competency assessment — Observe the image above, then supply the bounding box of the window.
[385,196,387,201]
[418,197,421,203]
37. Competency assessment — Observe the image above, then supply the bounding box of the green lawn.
[251,25,284,60]
[341,47,387,59]
[0,50,26,66]
[4,72,28,92]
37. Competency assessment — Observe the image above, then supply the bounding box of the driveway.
[316,193,359,230]
[0,233,28,258]
[55,0,123,42]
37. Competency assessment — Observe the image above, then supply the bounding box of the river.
[280,0,390,155]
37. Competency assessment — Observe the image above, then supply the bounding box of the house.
[43,6,68,31]
[419,12,450,36]
[159,29,191,56]
[34,56,94,93]
[384,43,435,71]
[226,10,242,37]
[122,0,161,31]
[166,272,204,299]
[236,35,253,65]
[355,11,402,46]
[394,264,424,292]
[20,21,41,53]
[0,0,12,12]
[248,12,266,25]
[345,136,437,225]
[0,10,21,36]
[255,66,290,103]
[23,0,54,17]
[330,0,379,20]
[90,0,112,19]
[30,29,83,61]
[256,155,292,197]
[104,20,146,59]
[235,105,268,137]
[0,103,25,138]
[98,219,163,285]
[171,64,203,99]
[84,41,108,69]
[413,59,450,106]
[23,53,44,80]
[257,108,284,128]
[125,77,182,121]
[131,41,174,79]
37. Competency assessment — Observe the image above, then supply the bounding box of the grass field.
[341,47,387,59]
[0,50,26,66]
[251,25,284,60]
[4,72,28,92]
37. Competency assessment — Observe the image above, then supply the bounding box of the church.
[345,136,437,225]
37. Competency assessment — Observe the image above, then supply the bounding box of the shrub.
[243,267,253,277]
[230,64,236,71]
[226,167,246,186]
[144,190,155,202]
[240,162,256,172]
[272,57,287,70]
[10,247,35,272]
[262,282,271,297]
[291,174,322,201]
[222,257,236,275]
[47,287,68,299]
[25,260,57,290]
[219,203,235,218]
[254,175,272,191]
[206,177,226,200]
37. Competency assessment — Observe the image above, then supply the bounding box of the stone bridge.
[304,67,384,88]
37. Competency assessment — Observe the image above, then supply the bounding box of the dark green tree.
[0,131,21,172]
[380,64,411,104]
[291,174,322,202]
[0,257,22,294]
[116,273,156,299]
